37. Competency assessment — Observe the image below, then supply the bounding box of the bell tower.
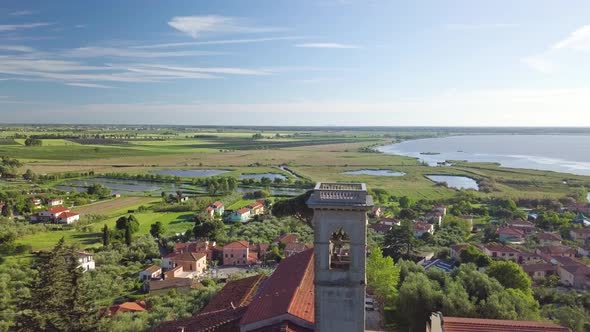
[306,183,373,332]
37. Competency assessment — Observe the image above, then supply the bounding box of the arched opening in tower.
[329,228,351,270]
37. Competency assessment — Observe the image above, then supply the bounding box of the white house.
[32,206,71,222]
[56,212,80,224]
[77,251,95,272]
[139,265,162,281]
[47,198,64,207]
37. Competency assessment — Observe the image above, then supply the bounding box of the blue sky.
[1,0,590,126]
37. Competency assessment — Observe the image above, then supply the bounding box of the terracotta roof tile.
[237,207,251,214]
[201,274,266,314]
[224,241,250,249]
[442,316,569,332]
[240,249,314,326]
[48,206,69,214]
[156,306,247,332]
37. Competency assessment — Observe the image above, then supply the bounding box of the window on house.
[329,229,350,270]
[231,254,233,258]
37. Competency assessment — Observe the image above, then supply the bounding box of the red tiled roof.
[237,207,251,214]
[571,227,590,235]
[276,233,299,244]
[249,201,264,209]
[414,222,433,231]
[442,316,568,332]
[537,245,575,255]
[369,222,392,233]
[108,301,147,316]
[248,321,313,332]
[284,242,310,253]
[508,219,535,227]
[484,244,521,253]
[537,232,561,241]
[212,201,224,208]
[201,274,266,314]
[156,306,247,332]
[58,212,79,218]
[224,240,250,249]
[241,249,315,326]
[496,227,524,236]
[48,206,69,214]
[142,265,161,274]
[521,263,555,274]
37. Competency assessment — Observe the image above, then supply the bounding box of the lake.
[341,169,405,177]
[239,173,287,180]
[426,175,479,190]
[152,169,229,177]
[56,177,304,196]
[55,177,191,195]
[379,135,590,176]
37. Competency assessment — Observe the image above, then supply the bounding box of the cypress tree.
[124,225,132,246]
[102,225,110,246]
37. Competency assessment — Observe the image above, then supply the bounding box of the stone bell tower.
[306,183,373,332]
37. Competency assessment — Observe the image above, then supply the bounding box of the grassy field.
[72,197,158,216]
[226,199,257,210]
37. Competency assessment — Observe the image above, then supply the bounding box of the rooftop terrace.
[307,182,373,207]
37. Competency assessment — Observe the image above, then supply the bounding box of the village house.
[427,313,568,332]
[274,233,299,246]
[230,207,251,223]
[552,256,590,289]
[507,219,536,234]
[56,211,80,224]
[480,244,521,261]
[537,232,562,246]
[30,197,42,207]
[148,275,201,296]
[47,198,64,207]
[522,263,556,280]
[433,204,447,216]
[204,201,224,218]
[162,251,207,277]
[223,241,255,266]
[536,245,577,261]
[248,201,265,216]
[31,206,71,222]
[368,222,392,234]
[102,301,147,317]
[77,251,95,272]
[425,211,443,226]
[570,227,590,242]
[250,243,269,261]
[139,265,162,281]
[496,226,525,244]
[414,221,434,238]
[566,202,590,215]
[449,244,469,261]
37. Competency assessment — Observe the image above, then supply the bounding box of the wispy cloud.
[523,24,590,73]
[137,64,272,76]
[64,46,220,58]
[553,25,590,51]
[521,55,558,74]
[0,45,35,52]
[66,82,114,89]
[132,36,305,49]
[0,22,51,32]
[445,23,517,31]
[295,43,359,49]
[10,10,35,16]
[74,24,87,29]
[168,15,279,38]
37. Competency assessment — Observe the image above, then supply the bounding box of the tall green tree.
[15,238,97,331]
[383,220,416,260]
[150,221,166,238]
[367,246,400,305]
[486,260,532,295]
[102,225,110,246]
